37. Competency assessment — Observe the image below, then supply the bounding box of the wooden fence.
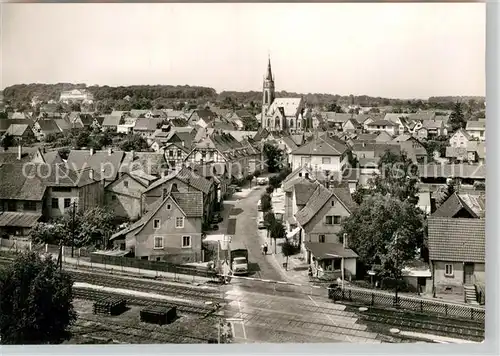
[329,286,485,322]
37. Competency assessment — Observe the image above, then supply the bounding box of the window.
[325,216,333,225]
[112,195,117,201]
[169,150,174,157]
[445,264,453,276]
[331,200,335,206]
[64,198,71,208]
[334,216,341,225]
[182,235,191,248]
[166,204,171,210]
[154,236,164,249]
[153,219,161,229]
[298,173,302,177]
[305,173,309,179]
[177,150,182,157]
[319,235,326,243]
[124,181,129,188]
[51,198,59,209]
[333,259,341,270]
[175,217,184,228]
[23,201,37,211]
[322,157,331,164]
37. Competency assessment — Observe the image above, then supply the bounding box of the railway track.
[73,288,220,316]
[75,315,216,344]
[344,305,484,342]
[69,270,224,302]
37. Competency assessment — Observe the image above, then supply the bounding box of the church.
[259,57,311,133]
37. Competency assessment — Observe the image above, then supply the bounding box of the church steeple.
[261,55,275,130]
[265,55,273,81]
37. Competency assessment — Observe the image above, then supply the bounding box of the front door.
[464,263,475,284]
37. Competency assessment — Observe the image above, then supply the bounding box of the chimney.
[182,141,185,147]
[89,169,94,180]
[343,233,349,249]
[17,145,22,160]
[362,142,365,147]
[108,148,113,156]
[90,148,94,156]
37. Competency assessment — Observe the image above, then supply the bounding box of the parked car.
[257,177,268,185]
[257,200,262,211]
[211,224,219,231]
[257,220,267,229]
[235,187,242,192]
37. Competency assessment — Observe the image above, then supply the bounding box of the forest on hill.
[1,83,485,113]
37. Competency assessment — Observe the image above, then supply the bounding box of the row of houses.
[276,160,485,304]
[313,111,485,142]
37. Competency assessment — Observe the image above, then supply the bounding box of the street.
[219,185,381,343]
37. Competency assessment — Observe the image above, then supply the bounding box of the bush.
[261,194,272,212]
[266,186,274,194]
[253,170,261,177]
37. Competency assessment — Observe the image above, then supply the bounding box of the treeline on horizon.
[1,83,485,111]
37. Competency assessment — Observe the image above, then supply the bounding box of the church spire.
[266,55,273,81]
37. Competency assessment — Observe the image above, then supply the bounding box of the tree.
[1,133,15,150]
[346,150,359,168]
[325,103,343,113]
[72,131,90,149]
[263,143,284,173]
[242,116,259,131]
[339,193,425,277]
[281,239,296,271]
[119,133,149,151]
[449,102,466,131]
[368,150,419,205]
[0,251,77,344]
[31,207,115,248]
[0,112,7,120]
[70,102,81,112]
[261,194,272,212]
[270,220,286,254]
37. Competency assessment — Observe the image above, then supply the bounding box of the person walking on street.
[261,244,265,255]
[263,243,268,255]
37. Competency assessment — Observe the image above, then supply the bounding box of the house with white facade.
[466,120,485,141]
[365,120,399,136]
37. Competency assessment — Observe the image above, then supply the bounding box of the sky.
[0,3,486,99]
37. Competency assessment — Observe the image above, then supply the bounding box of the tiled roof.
[120,152,168,176]
[54,118,72,132]
[367,119,398,127]
[291,135,347,156]
[6,124,30,136]
[102,115,121,127]
[134,118,163,131]
[170,118,189,127]
[66,149,126,181]
[407,112,436,122]
[0,212,42,228]
[0,163,46,200]
[37,119,61,134]
[332,186,358,213]
[0,147,39,163]
[322,112,353,123]
[422,120,444,129]
[467,141,485,159]
[145,166,212,195]
[267,98,303,117]
[295,184,333,226]
[282,135,299,150]
[223,130,258,142]
[172,191,203,217]
[432,192,478,218]
[428,217,485,263]
[383,113,409,123]
[466,120,485,130]
[304,242,358,259]
[195,109,217,123]
[294,180,320,206]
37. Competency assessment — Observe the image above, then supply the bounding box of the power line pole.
[71,202,77,258]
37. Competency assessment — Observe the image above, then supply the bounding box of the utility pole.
[394,231,400,307]
[71,202,77,258]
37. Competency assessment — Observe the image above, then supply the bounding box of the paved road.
[227,186,286,282]
[223,285,381,344]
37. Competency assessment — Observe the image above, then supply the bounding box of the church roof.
[267,98,303,117]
